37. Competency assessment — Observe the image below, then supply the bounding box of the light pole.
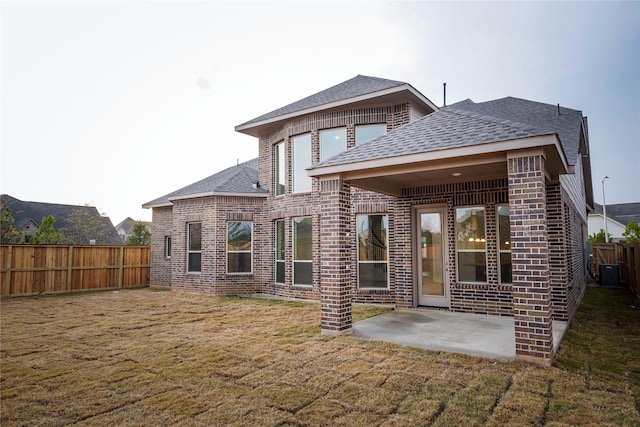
[602,176,609,243]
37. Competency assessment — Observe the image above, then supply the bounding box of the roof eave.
[168,191,268,202]
[308,134,569,179]
[235,84,438,137]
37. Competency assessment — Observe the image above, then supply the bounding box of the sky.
[1,1,639,225]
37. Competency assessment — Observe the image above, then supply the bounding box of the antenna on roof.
[237,158,239,166]
[556,103,561,116]
[443,83,447,107]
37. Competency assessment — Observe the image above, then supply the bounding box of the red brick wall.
[149,206,172,287]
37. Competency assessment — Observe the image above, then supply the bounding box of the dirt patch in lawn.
[1,286,639,426]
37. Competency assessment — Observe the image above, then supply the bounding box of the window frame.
[186,222,202,273]
[454,206,487,283]
[355,124,387,145]
[164,235,172,259]
[497,204,512,285]
[226,221,253,275]
[319,127,347,162]
[275,219,285,284]
[274,141,285,196]
[292,133,312,193]
[356,213,389,290]
[292,216,312,287]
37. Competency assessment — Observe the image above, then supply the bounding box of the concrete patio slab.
[352,308,568,361]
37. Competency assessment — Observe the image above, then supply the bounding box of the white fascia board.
[308,134,568,177]
[168,191,268,202]
[235,84,434,133]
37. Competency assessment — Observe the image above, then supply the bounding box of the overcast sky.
[2,1,639,225]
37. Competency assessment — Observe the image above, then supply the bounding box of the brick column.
[508,153,553,365]
[319,177,352,334]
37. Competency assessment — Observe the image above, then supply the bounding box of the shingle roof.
[593,202,640,226]
[311,108,545,168]
[0,194,121,244]
[448,97,584,165]
[236,75,409,128]
[143,158,266,207]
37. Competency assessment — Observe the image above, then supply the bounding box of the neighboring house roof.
[142,158,267,208]
[593,202,640,226]
[310,107,548,169]
[0,194,121,244]
[235,75,438,137]
[115,217,151,236]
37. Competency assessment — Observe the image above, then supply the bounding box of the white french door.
[416,207,450,307]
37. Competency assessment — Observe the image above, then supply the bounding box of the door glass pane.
[421,213,444,296]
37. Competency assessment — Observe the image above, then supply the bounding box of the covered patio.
[352,308,569,361]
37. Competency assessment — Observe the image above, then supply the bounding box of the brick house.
[144,75,593,364]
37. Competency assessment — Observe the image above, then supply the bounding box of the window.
[320,127,346,162]
[356,124,386,145]
[227,221,252,274]
[357,214,389,289]
[292,133,311,193]
[455,207,486,283]
[187,223,202,273]
[275,220,285,283]
[275,141,285,196]
[164,236,172,258]
[293,217,312,286]
[497,205,512,284]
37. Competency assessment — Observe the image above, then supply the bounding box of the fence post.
[118,246,125,289]
[4,245,12,295]
[66,246,73,291]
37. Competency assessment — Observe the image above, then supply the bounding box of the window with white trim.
[293,216,312,286]
[355,124,386,145]
[320,127,346,162]
[187,222,201,273]
[292,133,311,193]
[497,205,512,284]
[455,207,487,283]
[275,141,285,196]
[227,221,252,274]
[275,220,285,284]
[357,214,389,289]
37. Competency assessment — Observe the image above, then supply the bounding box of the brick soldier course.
[144,75,593,365]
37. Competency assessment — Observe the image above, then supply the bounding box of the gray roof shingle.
[448,97,584,165]
[593,202,640,226]
[311,108,544,168]
[237,75,408,128]
[143,158,266,207]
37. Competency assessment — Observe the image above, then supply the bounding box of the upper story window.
[455,207,487,283]
[292,133,311,193]
[275,141,285,196]
[187,222,202,273]
[497,205,512,284]
[319,127,346,162]
[356,124,387,145]
[227,221,252,274]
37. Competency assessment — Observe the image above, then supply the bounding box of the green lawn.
[1,286,639,426]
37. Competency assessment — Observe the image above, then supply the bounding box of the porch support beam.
[508,153,554,365]
[319,177,353,335]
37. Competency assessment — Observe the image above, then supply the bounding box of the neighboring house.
[588,202,640,241]
[115,217,152,242]
[0,194,121,244]
[144,75,593,365]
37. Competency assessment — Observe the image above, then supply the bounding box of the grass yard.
[1,286,639,426]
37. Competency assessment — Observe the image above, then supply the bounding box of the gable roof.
[309,107,553,169]
[593,202,640,226]
[0,194,121,244]
[142,158,266,208]
[235,75,438,137]
[115,217,151,235]
[449,97,585,166]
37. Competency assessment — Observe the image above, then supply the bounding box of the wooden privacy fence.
[0,245,150,296]
[591,242,640,294]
